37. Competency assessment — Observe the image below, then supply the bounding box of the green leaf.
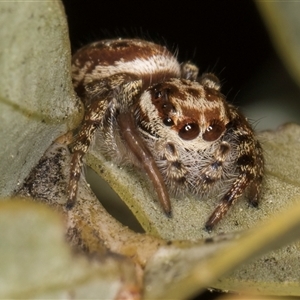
[0,199,139,299]
[88,123,300,240]
[88,123,300,297]
[0,1,82,198]
[144,193,300,299]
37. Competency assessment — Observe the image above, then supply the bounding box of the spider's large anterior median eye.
[178,123,200,140]
[202,122,224,141]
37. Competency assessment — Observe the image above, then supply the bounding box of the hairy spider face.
[67,38,264,231]
[134,77,250,199]
[137,78,228,145]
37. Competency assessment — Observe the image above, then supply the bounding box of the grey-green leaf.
[0,1,82,198]
[89,123,300,297]
[0,199,139,299]
[88,123,300,241]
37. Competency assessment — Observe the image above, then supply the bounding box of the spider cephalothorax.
[67,38,264,231]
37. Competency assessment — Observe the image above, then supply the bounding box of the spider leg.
[247,176,263,208]
[204,141,263,231]
[204,111,264,231]
[247,142,264,208]
[66,101,105,209]
[66,151,83,209]
[66,74,142,209]
[180,61,199,81]
[205,173,249,231]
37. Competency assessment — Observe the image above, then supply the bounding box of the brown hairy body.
[67,39,264,231]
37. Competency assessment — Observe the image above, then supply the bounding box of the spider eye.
[202,122,224,141]
[178,123,200,140]
[163,117,174,126]
[155,90,162,99]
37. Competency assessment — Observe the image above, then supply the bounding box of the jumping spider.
[68,38,264,231]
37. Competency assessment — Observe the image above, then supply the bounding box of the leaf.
[0,0,82,198]
[144,193,300,299]
[22,132,300,298]
[0,199,140,299]
[88,123,300,297]
[88,123,300,240]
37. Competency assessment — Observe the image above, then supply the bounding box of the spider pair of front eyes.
[154,90,224,142]
[157,97,224,142]
[163,117,200,141]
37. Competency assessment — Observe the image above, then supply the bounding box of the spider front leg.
[205,127,264,231]
[66,74,172,216]
[66,73,140,209]
[66,99,108,209]
[205,173,251,231]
